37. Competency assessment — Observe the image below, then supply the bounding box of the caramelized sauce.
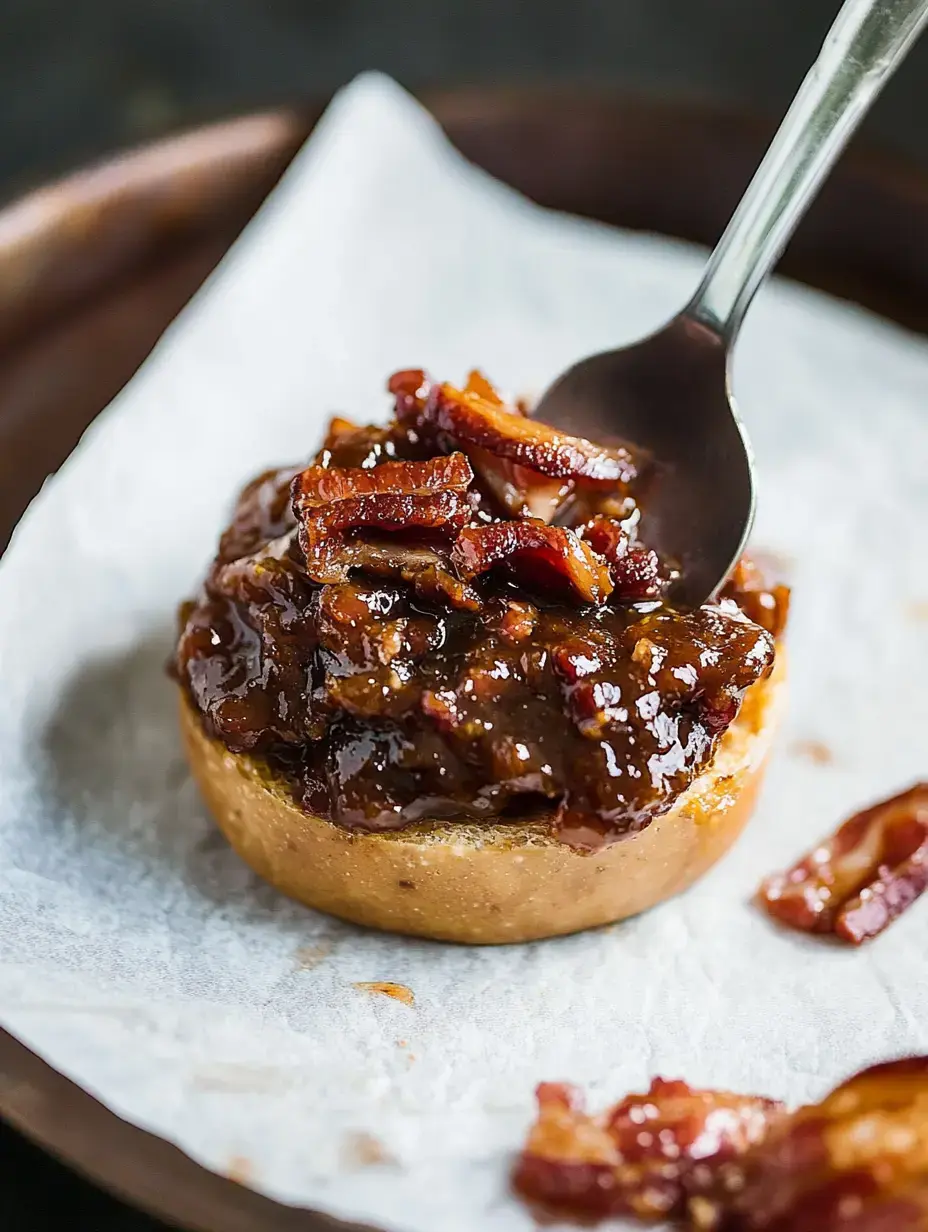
[174,371,786,849]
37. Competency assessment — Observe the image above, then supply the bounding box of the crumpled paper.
[0,73,926,1232]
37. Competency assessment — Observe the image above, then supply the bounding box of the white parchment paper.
[1,75,927,1232]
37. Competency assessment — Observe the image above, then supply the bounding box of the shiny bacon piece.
[759,783,928,944]
[452,519,614,604]
[513,1078,784,1223]
[459,371,576,523]
[387,366,431,420]
[292,453,475,585]
[709,1057,928,1231]
[392,368,638,483]
[298,493,471,584]
[581,514,665,600]
[292,451,473,509]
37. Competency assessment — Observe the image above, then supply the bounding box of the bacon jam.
[174,369,786,849]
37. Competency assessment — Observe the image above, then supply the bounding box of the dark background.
[1,1,925,1228]
[3,0,928,201]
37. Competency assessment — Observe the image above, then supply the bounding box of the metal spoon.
[536,0,928,607]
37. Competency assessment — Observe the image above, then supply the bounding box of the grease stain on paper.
[294,940,334,970]
[790,739,835,766]
[341,1131,396,1169]
[354,981,415,1006]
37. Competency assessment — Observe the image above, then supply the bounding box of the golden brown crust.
[180,652,786,944]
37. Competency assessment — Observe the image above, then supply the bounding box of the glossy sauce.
[174,376,786,849]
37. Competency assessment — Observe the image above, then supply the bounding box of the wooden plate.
[2,87,927,1232]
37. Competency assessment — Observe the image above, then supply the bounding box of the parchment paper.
[1,75,926,1232]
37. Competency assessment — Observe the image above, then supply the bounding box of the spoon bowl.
[537,0,928,606]
[536,313,753,609]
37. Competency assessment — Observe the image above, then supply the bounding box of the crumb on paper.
[353,981,415,1006]
[227,1155,253,1185]
[790,738,835,765]
[341,1131,396,1169]
[906,598,928,623]
[294,939,334,970]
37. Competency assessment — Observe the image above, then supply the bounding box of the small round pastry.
[181,653,784,944]
[174,369,789,944]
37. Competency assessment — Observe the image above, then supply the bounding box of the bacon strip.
[712,1057,928,1231]
[293,452,473,509]
[292,454,475,585]
[759,783,928,944]
[513,1078,783,1223]
[452,520,614,604]
[298,491,471,584]
[452,372,575,523]
[391,369,637,484]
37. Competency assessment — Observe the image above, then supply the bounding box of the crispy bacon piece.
[759,783,928,944]
[292,453,475,585]
[581,514,665,601]
[457,371,576,524]
[391,368,637,484]
[708,1057,928,1231]
[513,1078,784,1223]
[387,367,431,420]
[298,492,471,584]
[452,520,614,604]
[293,452,473,509]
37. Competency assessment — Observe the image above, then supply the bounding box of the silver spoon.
[536,0,928,607]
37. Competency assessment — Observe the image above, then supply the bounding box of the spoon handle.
[688,0,928,342]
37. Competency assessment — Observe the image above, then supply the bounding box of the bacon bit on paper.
[759,783,928,944]
[514,1057,928,1228]
[513,1078,783,1223]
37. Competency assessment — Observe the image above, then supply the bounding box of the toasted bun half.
[180,651,786,944]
